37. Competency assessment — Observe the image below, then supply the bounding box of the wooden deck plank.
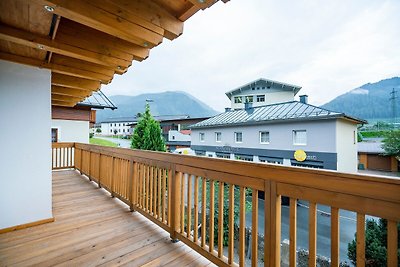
[0,170,213,266]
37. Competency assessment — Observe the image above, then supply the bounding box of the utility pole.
[389,88,398,126]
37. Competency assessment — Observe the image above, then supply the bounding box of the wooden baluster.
[170,169,181,241]
[88,151,92,181]
[180,173,185,234]
[153,167,158,216]
[309,202,317,267]
[133,162,138,207]
[228,184,235,264]
[110,157,115,198]
[98,154,102,188]
[66,147,69,167]
[168,168,172,226]
[209,180,215,252]
[289,198,297,267]
[239,186,245,266]
[252,189,258,266]
[128,160,134,211]
[187,175,192,238]
[146,165,150,212]
[193,176,199,243]
[331,207,340,267]
[79,149,82,174]
[55,147,58,169]
[162,169,166,223]
[265,181,281,267]
[51,147,54,169]
[139,164,143,208]
[157,168,162,219]
[201,177,206,248]
[387,220,398,267]
[356,213,365,267]
[150,166,154,214]
[218,182,224,258]
[62,147,65,168]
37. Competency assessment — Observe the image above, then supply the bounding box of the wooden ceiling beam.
[52,99,76,107]
[0,52,112,83]
[52,73,101,91]
[52,94,84,102]
[93,0,184,40]
[51,54,115,77]
[32,0,163,47]
[0,23,131,69]
[52,85,91,98]
[58,19,150,62]
[56,28,134,62]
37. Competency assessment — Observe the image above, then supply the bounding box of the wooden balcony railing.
[55,143,399,267]
[51,142,74,169]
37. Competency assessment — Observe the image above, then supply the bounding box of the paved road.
[94,136,131,148]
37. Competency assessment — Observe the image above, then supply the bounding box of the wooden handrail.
[57,142,399,267]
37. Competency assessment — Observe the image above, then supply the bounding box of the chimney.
[225,107,231,112]
[299,95,308,104]
[244,102,253,110]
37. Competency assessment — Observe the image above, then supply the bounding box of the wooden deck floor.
[0,170,215,267]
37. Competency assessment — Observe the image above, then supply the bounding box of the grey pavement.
[94,135,131,148]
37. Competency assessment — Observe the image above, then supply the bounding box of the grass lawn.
[89,138,118,147]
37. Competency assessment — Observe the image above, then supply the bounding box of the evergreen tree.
[131,104,165,151]
[348,218,400,266]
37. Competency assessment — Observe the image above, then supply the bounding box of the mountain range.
[322,77,400,120]
[96,91,218,123]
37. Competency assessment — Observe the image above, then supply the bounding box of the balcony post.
[265,180,281,267]
[170,167,181,242]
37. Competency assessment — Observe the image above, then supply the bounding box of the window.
[114,123,116,126]
[245,95,253,103]
[215,132,222,142]
[51,128,58,143]
[195,150,206,156]
[260,131,270,144]
[123,129,125,133]
[234,96,242,103]
[110,129,112,133]
[110,123,112,127]
[293,130,307,145]
[235,154,253,162]
[199,133,205,142]
[256,95,265,102]
[118,129,121,132]
[234,132,242,143]
[216,152,230,159]
[119,123,121,126]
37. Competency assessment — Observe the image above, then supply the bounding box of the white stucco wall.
[52,119,89,143]
[336,119,358,173]
[192,120,337,153]
[0,60,53,229]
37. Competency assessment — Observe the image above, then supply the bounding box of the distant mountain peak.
[96,91,218,123]
[322,77,400,120]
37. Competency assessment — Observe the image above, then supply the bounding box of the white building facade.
[191,79,365,173]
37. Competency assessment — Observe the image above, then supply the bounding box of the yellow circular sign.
[294,150,307,162]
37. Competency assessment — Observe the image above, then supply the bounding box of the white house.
[100,117,136,136]
[191,79,366,173]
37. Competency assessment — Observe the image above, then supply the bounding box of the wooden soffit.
[0,0,228,107]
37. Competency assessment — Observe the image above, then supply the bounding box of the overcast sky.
[102,0,400,112]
